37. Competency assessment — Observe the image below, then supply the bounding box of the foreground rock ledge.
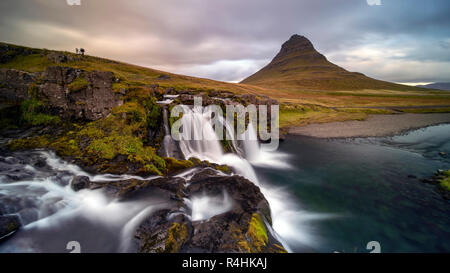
[78,168,287,253]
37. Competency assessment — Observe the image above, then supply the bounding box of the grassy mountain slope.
[1,41,450,133]
[241,35,425,92]
[0,42,264,96]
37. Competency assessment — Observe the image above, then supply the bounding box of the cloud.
[0,0,449,83]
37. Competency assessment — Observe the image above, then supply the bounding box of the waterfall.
[162,106,179,158]
[176,106,314,251]
[0,150,167,253]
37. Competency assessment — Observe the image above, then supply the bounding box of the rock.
[158,74,171,81]
[0,66,124,121]
[46,52,67,64]
[134,210,191,253]
[39,66,124,121]
[70,175,91,191]
[133,173,285,253]
[0,68,37,102]
[91,177,186,199]
[439,152,446,156]
[0,214,21,239]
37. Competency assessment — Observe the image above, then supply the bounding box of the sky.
[0,0,449,84]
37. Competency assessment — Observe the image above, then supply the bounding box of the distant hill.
[416,82,450,91]
[241,34,424,91]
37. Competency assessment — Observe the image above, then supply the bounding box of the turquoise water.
[257,124,450,253]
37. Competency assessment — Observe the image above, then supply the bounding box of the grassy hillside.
[0,42,261,96]
[241,35,427,92]
[2,41,450,132]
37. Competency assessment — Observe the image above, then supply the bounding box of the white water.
[177,106,331,251]
[188,191,233,221]
[0,151,167,252]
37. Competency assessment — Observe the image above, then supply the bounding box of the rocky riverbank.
[0,46,285,253]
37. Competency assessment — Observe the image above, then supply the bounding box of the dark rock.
[0,214,21,239]
[158,74,171,81]
[39,66,124,121]
[91,177,186,199]
[70,175,91,191]
[133,173,284,253]
[0,66,124,121]
[0,68,37,102]
[46,52,68,64]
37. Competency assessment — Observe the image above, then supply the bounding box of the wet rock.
[70,175,91,191]
[91,177,186,199]
[133,173,285,253]
[18,208,39,225]
[134,210,190,253]
[0,214,21,239]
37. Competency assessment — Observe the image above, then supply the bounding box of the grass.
[68,76,89,92]
[2,42,450,131]
[438,170,450,192]
[8,99,168,176]
[279,104,369,128]
[20,99,61,126]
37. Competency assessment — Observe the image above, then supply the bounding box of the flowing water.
[257,124,450,253]
[1,113,449,252]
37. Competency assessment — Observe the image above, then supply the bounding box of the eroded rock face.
[0,68,38,102]
[91,168,287,253]
[0,66,123,121]
[39,66,123,121]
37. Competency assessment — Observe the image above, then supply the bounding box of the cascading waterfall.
[162,106,178,158]
[0,150,168,253]
[177,106,331,252]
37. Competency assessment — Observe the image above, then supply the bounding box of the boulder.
[0,214,21,239]
[131,172,286,253]
[70,175,91,192]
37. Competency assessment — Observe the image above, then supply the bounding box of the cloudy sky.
[1,0,449,84]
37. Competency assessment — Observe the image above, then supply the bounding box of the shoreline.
[287,113,450,138]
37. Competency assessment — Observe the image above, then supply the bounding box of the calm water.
[257,124,450,253]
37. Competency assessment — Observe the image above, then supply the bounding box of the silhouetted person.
[75,48,79,54]
[80,48,85,56]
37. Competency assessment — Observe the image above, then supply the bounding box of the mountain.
[416,82,450,91]
[241,34,423,91]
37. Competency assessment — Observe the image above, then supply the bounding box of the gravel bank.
[288,113,450,138]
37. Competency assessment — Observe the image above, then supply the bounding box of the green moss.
[246,213,268,252]
[20,99,60,126]
[215,164,231,174]
[143,164,163,176]
[165,157,194,173]
[438,170,450,192]
[145,98,162,129]
[188,157,201,165]
[68,76,89,92]
[164,222,188,253]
